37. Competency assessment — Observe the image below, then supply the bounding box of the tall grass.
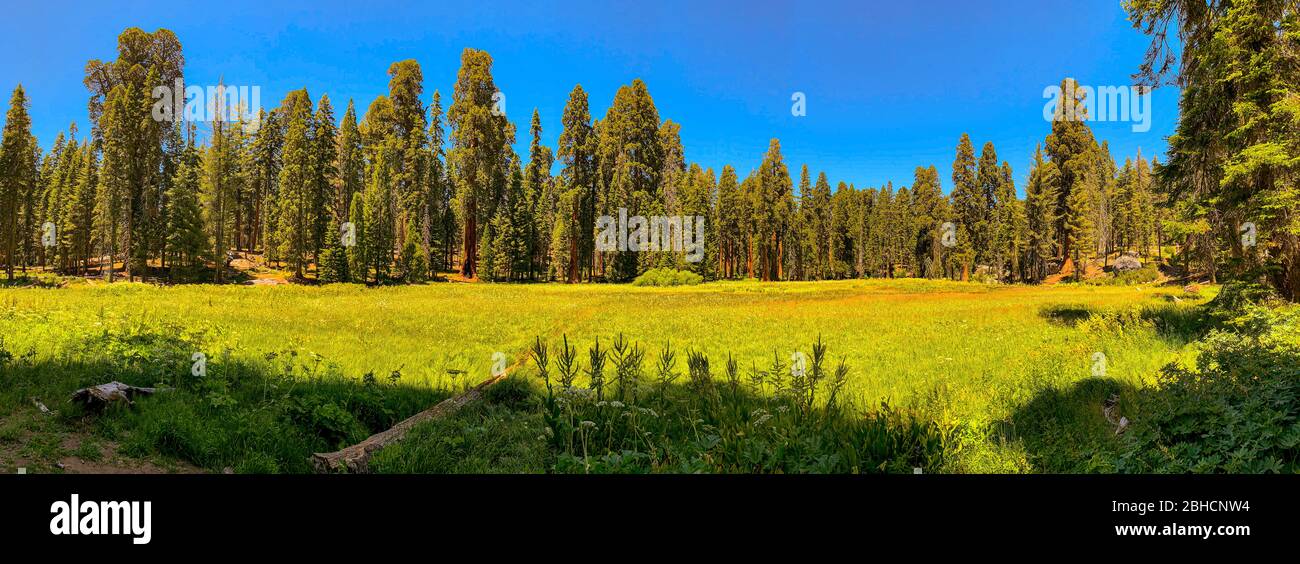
[0,278,1212,473]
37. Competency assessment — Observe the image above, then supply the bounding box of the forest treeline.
[0,1,1295,299]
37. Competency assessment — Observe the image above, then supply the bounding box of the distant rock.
[1114,255,1143,272]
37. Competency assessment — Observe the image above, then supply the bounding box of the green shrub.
[631,268,703,287]
[512,334,953,473]
[1206,282,1283,320]
[1088,265,1160,286]
[1117,305,1300,473]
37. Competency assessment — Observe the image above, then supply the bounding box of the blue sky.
[2,0,1179,195]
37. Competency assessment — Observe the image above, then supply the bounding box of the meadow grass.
[0,278,1212,473]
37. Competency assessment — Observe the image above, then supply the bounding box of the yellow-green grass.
[1,279,1205,427]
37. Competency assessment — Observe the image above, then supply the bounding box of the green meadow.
[0,279,1214,473]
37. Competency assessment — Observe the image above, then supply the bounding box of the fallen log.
[311,374,507,473]
[70,381,158,411]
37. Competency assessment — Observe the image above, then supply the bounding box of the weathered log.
[311,374,507,473]
[70,381,158,410]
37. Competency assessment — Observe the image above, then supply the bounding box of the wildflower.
[610,401,625,409]
[580,420,597,429]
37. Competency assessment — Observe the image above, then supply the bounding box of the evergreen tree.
[427,91,455,275]
[274,89,315,278]
[447,48,508,279]
[311,94,338,262]
[337,100,363,223]
[949,133,983,280]
[346,195,367,283]
[1024,145,1059,281]
[83,29,182,280]
[754,139,792,281]
[524,108,553,280]
[94,84,133,282]
[910,165,946,279]
[65,141,99,274]
[165,131,206,280]
[1045,78,1102,267]
[363,147,396,283]
[596,80,663,281]
[715,165,743,279]
[318,215,349,283]
[0,86,35,280]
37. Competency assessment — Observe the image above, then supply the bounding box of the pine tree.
[949,133,983,280]
[311,94,338,262]
[447,48,508,279]
[596,80,663,281]
[427,91,455,275]
[398,218,427,283]
[0,85,35,280]
[83,30,182,280]
[65,141,99,274]
[910,166,946,279]
[346,196,367,283]
[165,131,206,280]
[1045,78,1102,267]
[363,147,395,283]
[318,216,349,283]
[1024,145,1059,281]
[715,165,742,279]
[1065,169,1096,282]
[248,108,282,255]
[203,85,243,283]
[94,85,133,282]
[274,89,315,278]
[524,109,553,280]
[988,160,1020,281]
[556,87,597,282]
[754,139,792,281]
[975,141,1000,263]
[337,100,363,222]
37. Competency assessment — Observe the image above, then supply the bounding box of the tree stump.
[70,381,158,411]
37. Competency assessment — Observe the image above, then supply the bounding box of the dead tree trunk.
[311,374,506,473]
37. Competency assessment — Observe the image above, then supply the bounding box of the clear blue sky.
[2,0,1179,195]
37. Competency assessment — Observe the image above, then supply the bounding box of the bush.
[631,268,703,287]
[1206,282,1283,320]
[1089,264,1160,286]
[1117,305,1300,473]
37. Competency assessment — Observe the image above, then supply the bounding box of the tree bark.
[311,373,506,473]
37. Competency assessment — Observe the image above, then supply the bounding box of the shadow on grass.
[1039,302,1211,344]
[0,275,63,288]
[372,372,956,475]
[0,341,450,474]
[998,377,1141,473]
[1039,304,1098,326]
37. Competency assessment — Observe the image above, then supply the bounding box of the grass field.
[0,278,1214,473]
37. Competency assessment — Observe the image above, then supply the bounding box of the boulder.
[1114,255,1142,273]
